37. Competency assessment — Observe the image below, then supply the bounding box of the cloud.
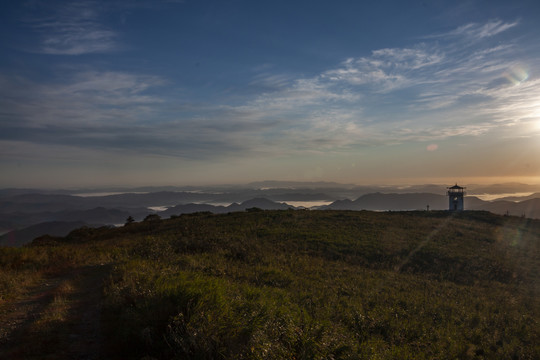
[428,19,519,40]
[0,71,165,129]
[247,73,292,93]
[2,19,538,163]
[235,19,536,150]
[21,0,187,55]
[0,69,273,160]
[321,46,444,92]
[26,1,119,55]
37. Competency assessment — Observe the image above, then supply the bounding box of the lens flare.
[504,65,529,85]
[426,144,438,151]
[495,222,525,247]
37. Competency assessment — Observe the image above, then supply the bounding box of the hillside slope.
[1,210,539,359]
[0,221,89,247]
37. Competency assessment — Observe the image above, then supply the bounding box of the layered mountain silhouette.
[323,192,538,218]
[0,221,89,247]
[2,184,540,247]
[324,193,487,211]
[326,193,447,211]
[0,207,138,228]
[161,198,293,217]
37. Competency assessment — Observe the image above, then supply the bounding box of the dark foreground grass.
[1,210,539,359]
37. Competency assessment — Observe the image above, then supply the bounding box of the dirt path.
[0,264,112,359]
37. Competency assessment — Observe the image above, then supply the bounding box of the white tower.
[447,184,465,211]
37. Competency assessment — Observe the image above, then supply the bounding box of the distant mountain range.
[322,193,540,218]
[2,183,540,246]
[326,193,447,211]
[0,221,89,247]
[160,198,293,217]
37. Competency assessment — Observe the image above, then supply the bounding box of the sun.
[526,100,540,131]
[534,107,540,131]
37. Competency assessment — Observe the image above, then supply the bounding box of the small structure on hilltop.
[447,184,465,211]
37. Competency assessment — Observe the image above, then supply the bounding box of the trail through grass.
[0,263,111,359]
[0,210,538,359]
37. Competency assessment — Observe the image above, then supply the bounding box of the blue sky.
[1,0,540,188]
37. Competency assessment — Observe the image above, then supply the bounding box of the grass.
[1,210,539,359]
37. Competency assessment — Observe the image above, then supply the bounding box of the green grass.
[1,210,539,359]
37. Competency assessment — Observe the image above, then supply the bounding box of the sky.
[1,0,540,188]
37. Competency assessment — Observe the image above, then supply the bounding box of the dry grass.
[32,280,73,327]
[1,210,539,359]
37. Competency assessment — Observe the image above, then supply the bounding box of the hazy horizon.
[1,1,539,189]
[3,178,540,193]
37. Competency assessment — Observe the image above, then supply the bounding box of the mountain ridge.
[0,221,92,247]
[2,188,540,247]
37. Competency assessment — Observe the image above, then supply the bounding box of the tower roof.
[448,183,465,189]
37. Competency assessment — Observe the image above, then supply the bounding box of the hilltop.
[0,210,538,359]
[3,182,540,247]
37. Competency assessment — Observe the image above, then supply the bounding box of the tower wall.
[447,184,465,211]
[448,194,464,211]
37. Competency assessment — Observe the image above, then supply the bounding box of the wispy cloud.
[2,18,538,162]
[232,18,535,150]
[27,1,119,55]
[0,70,164,127]
[428,19,519,40]
[321,46,444,91]
[24,0,187,55]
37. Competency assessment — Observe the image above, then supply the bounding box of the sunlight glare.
[531,103,540,131]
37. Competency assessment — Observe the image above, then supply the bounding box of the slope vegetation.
[0,210,538,359]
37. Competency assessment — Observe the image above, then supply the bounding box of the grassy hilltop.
[1,210,539,359]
